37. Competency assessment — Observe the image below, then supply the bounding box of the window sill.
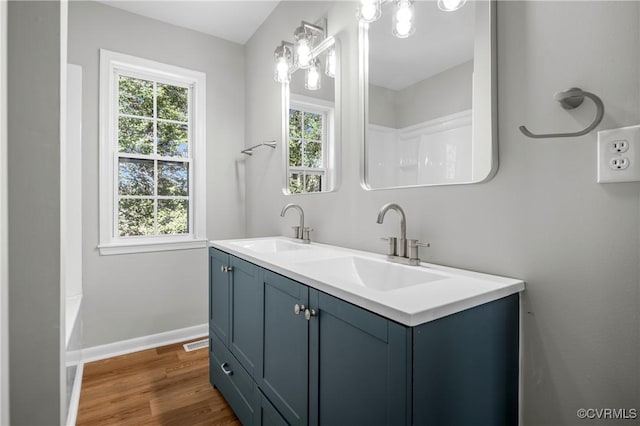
[98,238,208,255]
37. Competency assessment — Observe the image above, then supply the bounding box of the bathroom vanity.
[208,237,524,426]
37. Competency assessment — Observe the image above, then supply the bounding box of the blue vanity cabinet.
[257,270,409,426]
[259,271,310,426]
[412,294,519,426]
[209,248,230,344]
[259,391,290,426]
[209,247,520,426]
[228,255,264,378]
[208,248,263,376]
[209,332,260,425]
[309,290,411,426]
[208,248,263,425]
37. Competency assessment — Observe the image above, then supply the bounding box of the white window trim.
[99,49,206,255]
[286,93,335,194]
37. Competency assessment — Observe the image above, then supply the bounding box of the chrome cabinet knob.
[294,304,306,315]
[304,308,317,320]
[220,265,233,272]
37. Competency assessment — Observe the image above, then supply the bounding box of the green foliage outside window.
[117,75,190,237]
[288,107,325,193]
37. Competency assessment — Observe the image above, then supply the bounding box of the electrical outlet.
[609,157,630,170]
[609,140,629,153]
[597,125,640,183]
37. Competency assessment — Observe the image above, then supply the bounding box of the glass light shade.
[324,47,336,78]
[296,40,312,68]
[305,59,321,91]
[273,44,292,83]
[437,0,467,12]
[294,26,314,69]
[357,0,381,23]
[392,0,415,38]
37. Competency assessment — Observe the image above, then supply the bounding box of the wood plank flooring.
[76,338,241,426]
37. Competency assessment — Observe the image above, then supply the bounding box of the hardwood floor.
[76,338,241,426]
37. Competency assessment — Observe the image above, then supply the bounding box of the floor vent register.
[183,338,209,352]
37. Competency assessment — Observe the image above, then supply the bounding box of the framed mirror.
[277,22,340,195]
[360,0,496,189]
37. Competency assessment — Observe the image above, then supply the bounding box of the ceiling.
[96,0,281,44]
[95,0,475,90]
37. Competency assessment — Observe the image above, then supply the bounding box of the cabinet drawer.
[210,333,259,425]
[259,390,289,426]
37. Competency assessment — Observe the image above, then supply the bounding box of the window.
[99,50,206,254]
[287,95,334,194]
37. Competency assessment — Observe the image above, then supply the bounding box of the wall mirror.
[360,0,496,189]
[275,19,340,195]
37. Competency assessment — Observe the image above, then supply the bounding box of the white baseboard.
[81,323,208,363]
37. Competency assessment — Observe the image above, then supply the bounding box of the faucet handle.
[408,239,430,248]
[302,227,313,243]
[291,226,300,239]
[407,239,430,263]
[380,237,397,256]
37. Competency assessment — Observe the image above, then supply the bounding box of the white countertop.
[209,237,525,327]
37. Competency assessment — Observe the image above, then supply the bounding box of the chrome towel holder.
[519,87,605,139]
[241,140,277,156]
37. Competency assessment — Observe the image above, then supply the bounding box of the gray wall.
[369,84,398,128]
[8,1,63,424]
[68,2,246,347]
[245,2,639,425]
[396,59,472,128]
[370,60,473,129]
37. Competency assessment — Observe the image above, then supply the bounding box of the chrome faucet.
[376,203,429,266]
[280,203,311,243]
[376,203,408,257]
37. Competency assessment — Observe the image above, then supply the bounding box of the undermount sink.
[293,256,446,292]
[228,238,310,254]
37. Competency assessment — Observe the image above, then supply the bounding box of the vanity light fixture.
[293,21,324,69]
[293,26,312,69]
[358,0,466,38]
[273,19,335,87]
[393,0,415,38]
[357,0,382,23]
[437,0,467,12]
[274,42,293,84]
[305,58,322,91]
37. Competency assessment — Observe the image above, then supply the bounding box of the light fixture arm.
[310,36,335,59]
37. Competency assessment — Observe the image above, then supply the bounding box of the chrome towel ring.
[519,88,605,139]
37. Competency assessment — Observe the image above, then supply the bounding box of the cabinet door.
[259,270,309,426]
[209,248,230,345]
[229,256,264,378]
[310,290,410,426]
